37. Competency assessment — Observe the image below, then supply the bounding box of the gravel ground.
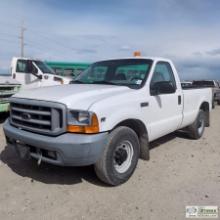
[0,108,220,220]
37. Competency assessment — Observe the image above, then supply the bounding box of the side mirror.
[38,74,43,80]
[32,67,38,74]
[31,68,42,80]
[150,81,176,95]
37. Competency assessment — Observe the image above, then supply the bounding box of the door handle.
[140,102,149,107]
[178,95,181,105]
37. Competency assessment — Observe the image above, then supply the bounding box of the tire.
[94,126,140,186]
[217,100,220,105]
[188,110,206,139]
[212,100,215,109]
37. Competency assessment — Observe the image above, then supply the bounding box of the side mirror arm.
[32,72,42,80]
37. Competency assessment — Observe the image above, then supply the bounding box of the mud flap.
[14,142,30,160]
[139,135,150,160]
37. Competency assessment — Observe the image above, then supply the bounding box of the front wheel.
[94,126,140,186]
[188,110,206,139]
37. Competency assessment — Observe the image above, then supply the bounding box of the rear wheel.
[94,126,140,186]
[212,100,215,109]
[188,110,205,139]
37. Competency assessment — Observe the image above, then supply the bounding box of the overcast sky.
[0,0,220,80]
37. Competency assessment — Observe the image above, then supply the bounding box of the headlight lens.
[67,110,91,125]
[67,110,99,133]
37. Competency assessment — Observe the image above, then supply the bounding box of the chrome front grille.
[10,99,66,136]
[0,86,16,91]
[0,94,14,103]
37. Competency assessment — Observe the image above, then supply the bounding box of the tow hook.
[37,151,43,166]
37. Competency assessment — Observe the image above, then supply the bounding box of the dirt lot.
[0,108,220,220]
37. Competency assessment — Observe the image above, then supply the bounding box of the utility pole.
[19,21,26,57]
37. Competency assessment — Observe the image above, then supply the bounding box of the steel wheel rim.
[198,115,204,134]
[113,140,134,174]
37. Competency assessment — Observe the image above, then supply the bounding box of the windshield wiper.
[70,80,85,84]
[93,81,122,86]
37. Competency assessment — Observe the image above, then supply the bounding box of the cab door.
[15,59,41,89]
[147,62,183,141]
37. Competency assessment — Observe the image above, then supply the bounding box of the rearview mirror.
[150,81,176,95]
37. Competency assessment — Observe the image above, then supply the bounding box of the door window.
[16,60,27,73]
[150,62,176,91]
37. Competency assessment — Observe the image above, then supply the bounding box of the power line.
[0,20,98,59]
[0,20,78,53]
[0,37,19,44]
[27,28,78,52]
[0,32,18,38]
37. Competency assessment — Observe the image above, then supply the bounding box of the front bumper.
[3,120,108,166]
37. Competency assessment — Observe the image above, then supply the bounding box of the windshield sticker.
[136,80,142,85]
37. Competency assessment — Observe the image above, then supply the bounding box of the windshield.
[71,59,153,89]
[34,61,55,74]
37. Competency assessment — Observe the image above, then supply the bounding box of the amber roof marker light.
[133,51,142,57]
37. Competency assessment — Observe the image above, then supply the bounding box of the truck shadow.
[0,130,191,187]
[0,112,9,124]
[0,144,107,187]
[150,130,191,149]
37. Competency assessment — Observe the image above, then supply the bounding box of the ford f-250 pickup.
[3,57,212,185]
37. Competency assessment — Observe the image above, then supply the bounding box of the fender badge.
[101,117,106,122]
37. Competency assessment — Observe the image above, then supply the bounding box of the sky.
[0,0,220,80]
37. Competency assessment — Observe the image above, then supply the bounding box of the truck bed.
[181,84,212,90]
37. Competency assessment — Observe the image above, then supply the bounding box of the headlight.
[54,76,64,84]
[67,110,99,134]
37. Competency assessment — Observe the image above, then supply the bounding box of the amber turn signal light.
[67,113,99,134]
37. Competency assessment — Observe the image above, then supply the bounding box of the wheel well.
[200,102,210,127]
[115,119,149,160]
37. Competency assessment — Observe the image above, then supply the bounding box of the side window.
[16,60,27,73]
[26,60,37,73]
[151,62,176,88]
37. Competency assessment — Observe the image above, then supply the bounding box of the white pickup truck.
[0,77,20,113]
[4,57,212,185]
[11,57,70,89]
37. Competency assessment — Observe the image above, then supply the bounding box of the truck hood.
[0,76,20,85]
[13,84,131,110]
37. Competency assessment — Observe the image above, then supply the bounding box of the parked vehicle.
[192,80,220,107]
[215,81,220,105]
[11,57,71,89]
[181,81,192,88]
[4,57,212,185]
[45,61,90,79]
[0,76,20,113]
